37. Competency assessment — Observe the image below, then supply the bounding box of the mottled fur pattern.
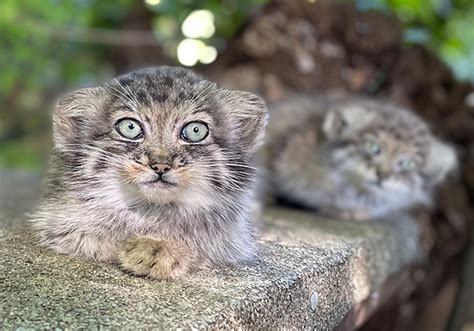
[30,66,268,279]
[264,94,457,220]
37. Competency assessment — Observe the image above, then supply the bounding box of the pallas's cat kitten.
[31,66,267,279]
[264,94,457,220]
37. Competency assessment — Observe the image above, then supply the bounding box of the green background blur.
[1,0,473,170]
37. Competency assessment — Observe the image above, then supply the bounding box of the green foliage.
[0,0,134,107]
[357,0,474,82]
[0,0,135,169]
[0,138,47,170]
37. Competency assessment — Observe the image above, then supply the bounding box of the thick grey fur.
[30,66,268,270]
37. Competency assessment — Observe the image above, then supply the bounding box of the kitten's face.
[322,102,456,212]
[108,99,226,206]
[53,67,267,209]
[331,128,427,198]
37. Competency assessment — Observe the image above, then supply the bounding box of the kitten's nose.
[150,163,171,176]
[376,168,391,181]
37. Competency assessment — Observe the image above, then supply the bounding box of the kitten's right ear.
[322,105,374,139]
[53,87,104,148]
[223,89,268,154]
[322,109,345,139]
[423,139,458,186]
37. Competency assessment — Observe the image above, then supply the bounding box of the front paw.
[118,237,192,280]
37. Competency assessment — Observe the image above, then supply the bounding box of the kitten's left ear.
[53,87,105,149]
[423,139,458,186]
[224,89,268,154]
[322,105,375,139]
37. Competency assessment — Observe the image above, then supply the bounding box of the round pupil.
[193,126,199,133]
[128,123,135,130]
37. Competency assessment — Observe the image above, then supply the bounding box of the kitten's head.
[52,67,267,209]
[322,100,457,211]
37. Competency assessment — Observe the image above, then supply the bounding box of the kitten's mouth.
[143,177,177,189]
[368,180,381,185]
[367,180,384,189]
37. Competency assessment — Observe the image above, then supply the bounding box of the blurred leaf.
[357,0,474,82]
[0,139,47,170]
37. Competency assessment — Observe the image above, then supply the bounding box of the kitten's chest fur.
[64,181,241,233]
[40,188,254,264]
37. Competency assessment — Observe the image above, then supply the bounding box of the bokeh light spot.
[199,46,218,64]
[145,0,161,5]
[181,10,215,39]
[177,39,205,66]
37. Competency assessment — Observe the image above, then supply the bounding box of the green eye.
[363,139,381,156]
[399,157,417,172]
[116,118,143,139]
[181,122,209,142]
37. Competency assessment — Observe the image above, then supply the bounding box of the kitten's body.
[263,94,456,220]
[31,67,267,279]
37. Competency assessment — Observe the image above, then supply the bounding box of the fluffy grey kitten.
[263,94,457,220]
[30,66,268,280]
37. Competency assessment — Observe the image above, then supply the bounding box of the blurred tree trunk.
[107,1,172,73]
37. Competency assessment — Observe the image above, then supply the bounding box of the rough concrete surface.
[0,170,423,329]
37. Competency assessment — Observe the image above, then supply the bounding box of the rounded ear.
[53,87,104,149]
[322,109,345,139]
[423,139,458,186]
[222,89,268,154]
[322,105,375,139]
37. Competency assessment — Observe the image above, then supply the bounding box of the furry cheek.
[381,173,423,198]
[172,167,193,186]
[178,166,218,193]
[166,166,223,209]
[119,161,153,185]
[339,156,377,182]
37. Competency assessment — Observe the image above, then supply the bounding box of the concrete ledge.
[0,171,423,329]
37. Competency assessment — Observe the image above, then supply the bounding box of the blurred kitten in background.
[262,94,457,220]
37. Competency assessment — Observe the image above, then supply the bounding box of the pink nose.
[149,163,171,175]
